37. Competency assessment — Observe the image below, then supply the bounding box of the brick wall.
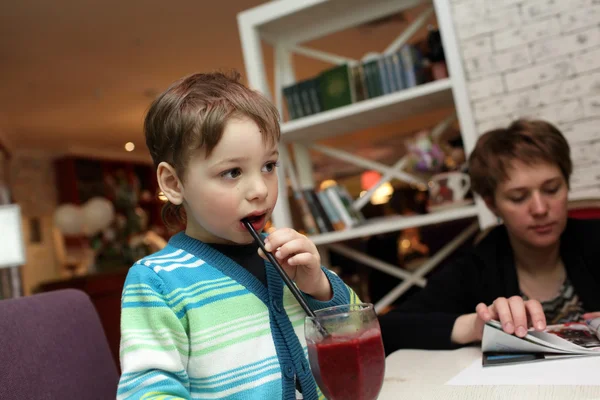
[451,0,600,199]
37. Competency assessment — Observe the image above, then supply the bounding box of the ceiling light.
[124,142,135,152]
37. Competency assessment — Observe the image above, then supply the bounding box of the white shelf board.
[281,79,454,143]
[310,204,479,246]
[239,0,424,44]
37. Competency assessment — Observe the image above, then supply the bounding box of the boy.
[118,72,359,400]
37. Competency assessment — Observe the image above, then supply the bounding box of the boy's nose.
[246,176,268,201]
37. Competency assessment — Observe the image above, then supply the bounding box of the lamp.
[360,170,394,205]
[0,204,26,269]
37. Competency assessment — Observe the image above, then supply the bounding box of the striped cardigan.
[117,232,359,400]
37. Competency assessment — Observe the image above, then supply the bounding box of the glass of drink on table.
[305,303,385,400]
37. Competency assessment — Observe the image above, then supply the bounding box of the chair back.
[568,198,600,220]
[0,289,119,399]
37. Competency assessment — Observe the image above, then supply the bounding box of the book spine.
[324,186,355,228]
[310,189,335,232]
[316,190,345,231]
[400,45,417,88]
[282,86,298,120]
[347,63,358,104]
[307,79,322,113]
[370,60,383,97]
[390,52,406,90]
[364,60,382,98]
[293,190,319,235]
[334,185,365,224]
[377,57,391,95]
[290,84,305,118]
[298,81,314,116]
[301,189,331,233]
[350,64,367,102]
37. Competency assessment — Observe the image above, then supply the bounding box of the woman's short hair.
[468,119,572,199]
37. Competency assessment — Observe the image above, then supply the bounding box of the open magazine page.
[482,320,600,367]
[481,321,566,353]
[482,321,572,354]
[537,322,600,350]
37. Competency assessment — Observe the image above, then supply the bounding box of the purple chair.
[0,289,119,399]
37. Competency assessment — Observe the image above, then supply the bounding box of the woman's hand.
[583,312,600,320]
[451,296,546,345]
[261,228,332,301]
[476,296,546,337]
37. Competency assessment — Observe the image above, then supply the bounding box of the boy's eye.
[262,161,280,173]
[221,168,242,179]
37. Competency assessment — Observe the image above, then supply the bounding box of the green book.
[363,59,383,98]
[317,64,354,111]
[297,79,314,116]
[282,85,298,120]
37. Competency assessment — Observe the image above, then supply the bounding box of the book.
[282,83,306,119]
[362,58,382,99]
[334,185,365,224]
[349,63,368,102]
[316,190,345,231]
[301,188,333,233]
[317,64,354,111]
[481,319,600,367]
[324,186,355,229]
[399,45,426,88]
[291,189,319,235]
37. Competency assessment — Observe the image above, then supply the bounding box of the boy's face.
[182,116,279,244]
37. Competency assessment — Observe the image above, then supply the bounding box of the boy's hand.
[260,228,332,301]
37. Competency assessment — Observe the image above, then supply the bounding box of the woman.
[379,119,600,353]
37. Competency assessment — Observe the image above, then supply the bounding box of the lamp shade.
[361,170,382,190]
[0,204,26,268]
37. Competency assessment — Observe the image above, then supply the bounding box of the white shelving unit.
[238,0,486,311]
[281,78,454,142]
[311,204,479,246]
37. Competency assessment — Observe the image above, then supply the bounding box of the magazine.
[481,318,600,367]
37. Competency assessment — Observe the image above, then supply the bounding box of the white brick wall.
[451,0,600,199]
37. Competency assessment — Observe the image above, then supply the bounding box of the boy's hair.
[144,71,281,226]
[468,119,572,200]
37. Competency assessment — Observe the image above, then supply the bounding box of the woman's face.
[487,160,569,250]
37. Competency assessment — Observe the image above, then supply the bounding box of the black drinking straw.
[242,219,329,337]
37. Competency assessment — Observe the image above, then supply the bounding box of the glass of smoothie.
[305,303,385,400]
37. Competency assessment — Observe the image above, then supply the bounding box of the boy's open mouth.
[244,214,264,223]
[241,212,267,231]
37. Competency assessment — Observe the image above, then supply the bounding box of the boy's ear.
[157,162,184,205]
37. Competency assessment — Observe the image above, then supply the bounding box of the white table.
[379,347,600,399]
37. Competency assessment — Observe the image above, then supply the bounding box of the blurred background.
[1,0,460,295]
[2,0,600,367]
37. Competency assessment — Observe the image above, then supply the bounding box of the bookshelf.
[238,0,485,310]
[281,78,453,142]
[311,204,478,246]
